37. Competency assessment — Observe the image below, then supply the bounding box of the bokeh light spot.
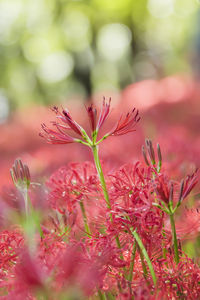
[23,37,52,63]
[63,10,91,52]
[174,0,197,18]
[0,91,9,124]
[148,0,174,18]
[37,52,74,83]
[97,23,132,61]
[0,0,23,44]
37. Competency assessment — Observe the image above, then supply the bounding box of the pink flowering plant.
[0,98,200,299]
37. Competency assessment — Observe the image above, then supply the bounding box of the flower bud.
[145,139,156,165]
[142,145,150,166]
[10,159,31,190]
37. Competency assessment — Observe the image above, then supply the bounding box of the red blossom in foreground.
[15,249,46,289]
[3,95,200,299]
[155,254,200,299]
[0,230,24,280]
[56,242,107,296]
[47,162,100,214]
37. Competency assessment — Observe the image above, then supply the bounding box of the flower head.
[40,98,140,146]
[16,249,45,289]
[10,159,30,190]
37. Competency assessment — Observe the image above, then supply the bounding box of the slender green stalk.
[105,292,116,300]
[169,213,179,264]
[115,235,122,252]
[91,145,111,209]
[91,144,124,259]
[79,200,91,236]
[21,188,29,217]
[98,290,107,300]
[128,242,136,282]
[137,244,148,281]
[131,229,157,286]
[161,225,168,263]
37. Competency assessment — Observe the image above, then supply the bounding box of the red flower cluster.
[0,98,200,299]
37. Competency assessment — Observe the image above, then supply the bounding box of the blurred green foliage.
[0,0,199,115]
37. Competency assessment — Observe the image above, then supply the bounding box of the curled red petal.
[97,97,111,131]
[109,108,140,136]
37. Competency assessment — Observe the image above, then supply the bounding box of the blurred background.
[0,0,200,187]
[0,0,199,117]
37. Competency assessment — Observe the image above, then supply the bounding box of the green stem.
[131,229,157,286]
[128,242,136,282]
[22,188,29,217]
[79,200,91,236]
[91,145,111,209]
[169,213,179,264]
[162,225,167,261]
[98,290,107,300]
[105,292,115,300]
[91,144,124,259]
[115,235,122,249]
[137,244,148,281]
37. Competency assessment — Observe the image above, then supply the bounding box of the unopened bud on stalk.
[10,159,31,190]
[169,183,174,211]
[142,139,163,172]
[142,145,150,166]
[178,239,182,252]
[157,143,162,172]
[157,144,162,162]
[178,179,184,204]
[10,159,31,216]
[145,139,156,165]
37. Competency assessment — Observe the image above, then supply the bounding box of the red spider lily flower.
[40,99,140,145]
[47,162,100,214]
[155,254,200,299]
[0,230,23,276]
